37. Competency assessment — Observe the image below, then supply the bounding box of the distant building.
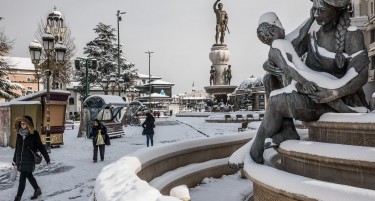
[65,72,174,118]
[0,57,42,102]
[231,75,265,111]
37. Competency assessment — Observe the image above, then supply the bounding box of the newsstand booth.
[0,101,42,148]
[0,90,70,148]
[83,95,128,138]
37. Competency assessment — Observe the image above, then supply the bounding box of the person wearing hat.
[12,115,50,201]
[251,0,369,164]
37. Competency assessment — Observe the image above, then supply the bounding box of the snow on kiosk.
[83,95,128,138]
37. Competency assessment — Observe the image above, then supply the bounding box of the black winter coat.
[13,131,50,172]
[91,123,107,146]
[142,117,155,135]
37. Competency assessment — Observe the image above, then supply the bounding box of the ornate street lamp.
[109,76,116,95]
[29,32,66,153]
[54,42,66,63]
[101,77,109,95]
[42,32,54,52]
[29,40,42,64]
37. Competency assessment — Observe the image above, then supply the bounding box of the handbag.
[96,130,105,145]
[28,147,42,164]
[104,134,111,145]
[142,128,146,135]
[10,165,17,182]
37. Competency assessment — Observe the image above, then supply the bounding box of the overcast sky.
[1,0,311,95]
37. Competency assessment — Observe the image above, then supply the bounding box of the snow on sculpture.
[241,0,369,165]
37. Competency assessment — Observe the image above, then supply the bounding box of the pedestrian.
[142,112,155,147]
[91,119,108,162]
[12,115,50,201]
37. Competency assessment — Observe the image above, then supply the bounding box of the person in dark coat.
[12,115,50,201]
[142,112,155,147]
[91,119,107,162]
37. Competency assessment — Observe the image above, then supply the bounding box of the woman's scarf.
[19,128,29,139]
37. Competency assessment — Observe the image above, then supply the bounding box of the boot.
[30,187,41,200]
[14,196,21,201]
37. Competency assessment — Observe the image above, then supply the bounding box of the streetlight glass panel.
[54,42,67,63]
[55,51,65,63]
[43,40,54,51]
[29,48,41,63]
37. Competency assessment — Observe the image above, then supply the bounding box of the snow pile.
[280,140,375,163]
[318,112,375,123]
[170,185,190,201]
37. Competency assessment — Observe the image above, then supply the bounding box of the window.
[372,56,375,70]
[26,77,31,82]
[69,97,74,105]
[371,29,375,43]
[372,2,375,17]
[28,86,32,90]
[5,77,9,80]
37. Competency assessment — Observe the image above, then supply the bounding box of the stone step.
[149,158,236,195]
[277,140,375,190]
[243,139,375,201]
[304,113,375,147]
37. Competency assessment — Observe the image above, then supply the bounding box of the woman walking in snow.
[91,119,108,162]
[142,112,155,147]
[12,116,50,201]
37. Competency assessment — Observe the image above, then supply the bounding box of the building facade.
[0,57,42,102]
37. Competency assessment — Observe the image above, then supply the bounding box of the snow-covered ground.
[0,117,252,201]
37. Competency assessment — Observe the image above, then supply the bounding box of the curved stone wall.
[93,133,252,201]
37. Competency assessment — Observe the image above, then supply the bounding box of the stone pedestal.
[209,45,230,85]
[205,44,236,106]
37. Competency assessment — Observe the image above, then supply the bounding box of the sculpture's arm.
[269,48,312,89]
[308,30,369,103]
[308,51,369,103]
[289,8,315,57]
[213,0,219,12]
[225,11,228,25]
[263,60,284,77]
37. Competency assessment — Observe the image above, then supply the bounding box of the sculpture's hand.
[308,86,338,103]
[302,81,317,94]
[263,60,283,77]
[310,6,315,20]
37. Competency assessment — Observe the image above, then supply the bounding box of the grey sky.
[1,0,311,95]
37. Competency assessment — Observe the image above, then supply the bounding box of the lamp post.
[29,33,66,153]
[145,51,154,111]
[117,10,126,96]
[74,58,97,99]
